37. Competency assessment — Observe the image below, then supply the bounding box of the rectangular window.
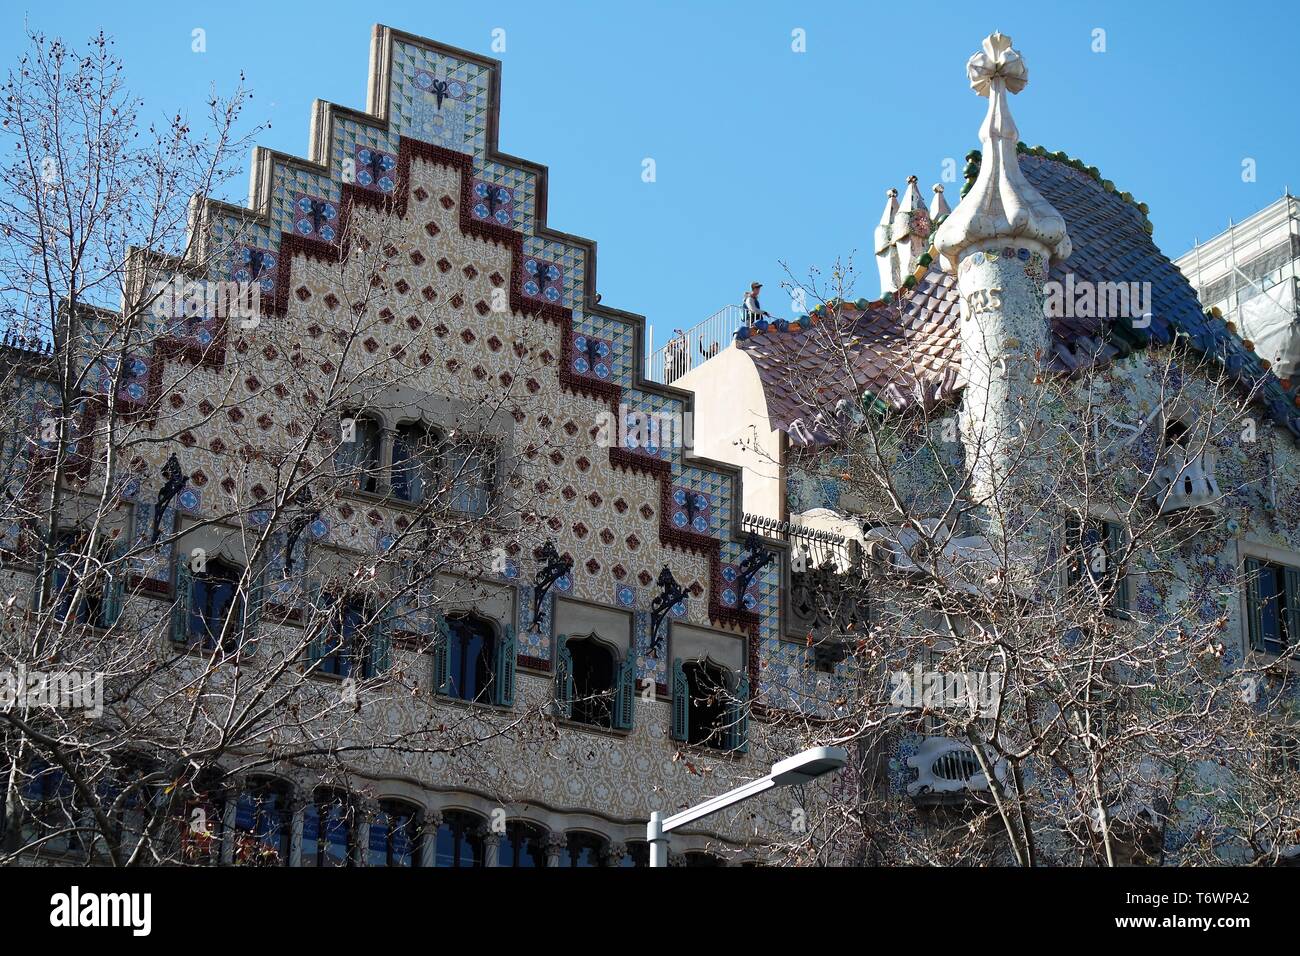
[1244,557,1300,659]
[444,437,494,516]
[1066,518,1130,617]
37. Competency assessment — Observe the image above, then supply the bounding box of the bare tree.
[0,29,577,866]
[735,256,1300,867]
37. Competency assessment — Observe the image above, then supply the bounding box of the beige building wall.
[675,344,783,521]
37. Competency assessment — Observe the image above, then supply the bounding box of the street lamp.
[646,745,848,867]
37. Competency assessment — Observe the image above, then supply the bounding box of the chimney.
[933,32,1071,546]
[874,188,901,296]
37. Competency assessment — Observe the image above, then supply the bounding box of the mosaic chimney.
[934,32,1071,546]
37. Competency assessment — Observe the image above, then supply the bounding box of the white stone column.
[217,779,241,866]
[418,809,442,868]
[287,795,306,868]
[544,832,566,867]
[356,799,377,867]
[480,825,502,868]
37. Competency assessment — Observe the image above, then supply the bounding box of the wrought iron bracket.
[530,540,572,631]
[648,564,686,658]
[152,452,188,544]
[734,530,774,607]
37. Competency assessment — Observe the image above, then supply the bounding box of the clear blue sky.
[6,1,1296,355]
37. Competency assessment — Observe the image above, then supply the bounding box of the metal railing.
[646,304,747,385]
[1,328,54,358]
[742,512,860,572]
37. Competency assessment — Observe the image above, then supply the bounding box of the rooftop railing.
[645,303,747,385]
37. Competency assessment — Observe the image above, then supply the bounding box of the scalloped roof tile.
[738,153,1300,446]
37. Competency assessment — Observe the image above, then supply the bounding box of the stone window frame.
[333,385,514,519]
[1236,538,1300,674]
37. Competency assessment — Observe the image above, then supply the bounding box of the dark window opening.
[447,616,496,703]
[620,840,650,868]
[1163,419,1189,449]
[341,415,383,494]
[391,422,438,504]
[1246,558,1298,659]
[189,559,244,652]
[568,637,616,728]
[318,595,374,679]
[685,661,731,749]
[501,821,546,867]
[434,810,485,867]
[565,831,608,867]
[52,531,109,629]
[370,800,421,867]
[303,792,356,867]
[1066,519,1129,618]
[20,761,75,855]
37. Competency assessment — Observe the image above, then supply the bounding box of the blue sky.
[5,1,1296,355]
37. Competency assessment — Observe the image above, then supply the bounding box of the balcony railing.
[645,304,747,385]
[742,512,860,572]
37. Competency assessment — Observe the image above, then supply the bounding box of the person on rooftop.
[743,282,772,326]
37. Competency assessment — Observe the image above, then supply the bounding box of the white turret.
[934,32,1072,554]
[929,183,951,221]
[876,178,934,296]
[874,188,901,295]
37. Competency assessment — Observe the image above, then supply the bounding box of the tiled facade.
[1,26,860,865]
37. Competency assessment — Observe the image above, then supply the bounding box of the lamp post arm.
[661,774,777,833]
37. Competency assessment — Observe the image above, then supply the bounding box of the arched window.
[52,530,120,629]
[444,436,494,515]
[555,635,636,730]
[88,758,161,863]
[500,820,546,868]
[19,759,75,855]
[338,414,383,494]
[187,559,244,652]
[564,831,608,867]
[445,616,497,703]
[391,422,439,504]
[314,594,382,679]
[231,778,292,866]
[369,800,422,867]
[434,810,485,867]
[302,790,357,867]
[670,658,749,752]
[619,840,650,868]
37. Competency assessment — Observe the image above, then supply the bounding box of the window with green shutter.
[431,612,452,694]
[670,658,689,742]
[1066,517,1130,618]
[554,635,630,729]
[729,672,750,754]
[1244,557,1300,659]
[612,655,637,731]
[553,635,574,719]
[673,659,742,751]
[437,615,502,704]
[494,624,516,707]
[52,530,119,630]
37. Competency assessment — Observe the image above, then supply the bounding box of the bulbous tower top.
[935,33,1071,268]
